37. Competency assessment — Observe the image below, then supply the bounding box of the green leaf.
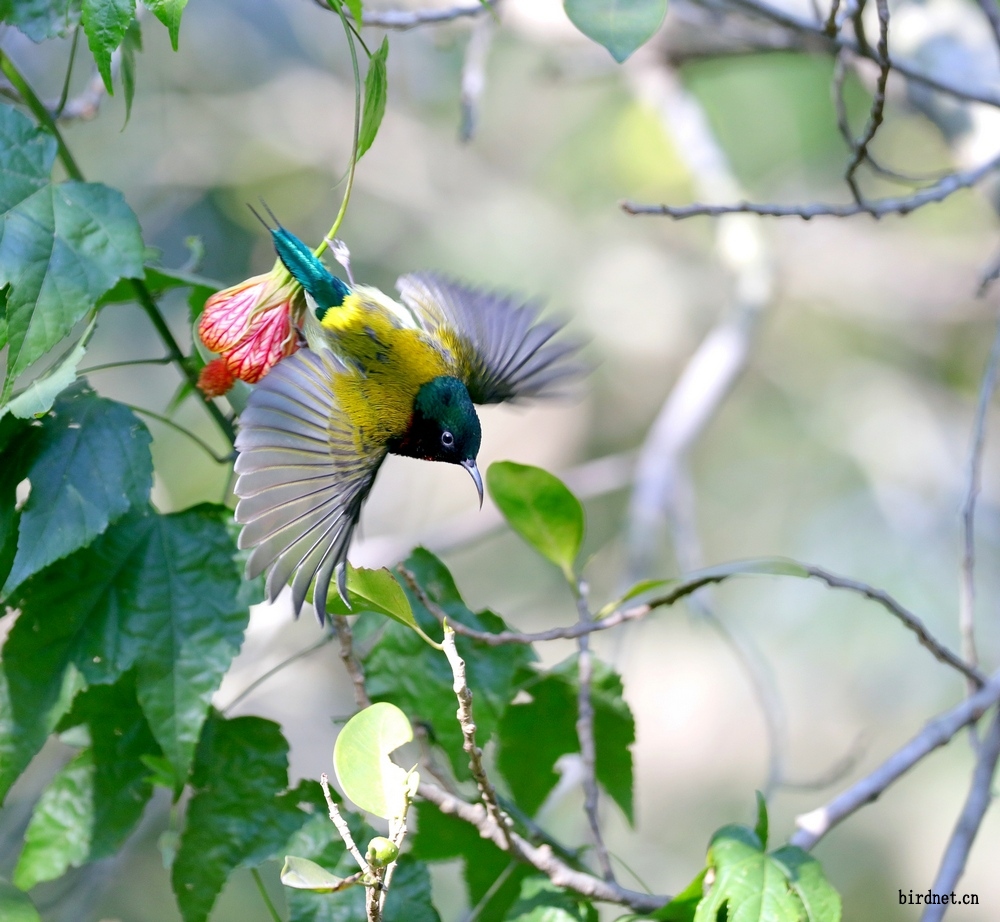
[695,826,824,922]
[120,18,142,122]
[172,713,322,922]
[14,749,93,890]
[563,0,667,63]
[410,803,529,922]
[98,263,220,308]
[0,878,40,922]
[281,856,357,893]
[1,0,81,41]
[333,702,414,819]
[81,0,135,92]
[356,548,536,781]
[143,0,187,49]
[285,813,439,922]
[506,877,599,922]
[334,565,420,633]
[0,105,145,398]
[754,791,769,851]
[770,847,842,922]
[3,382,153,594]
[357,36,388,160]
[486,462,584,581]
[647,869,706,921]
[497,656,635,823]
[0,327,90,421]
[344,0,363,27]
[0,505,248,799]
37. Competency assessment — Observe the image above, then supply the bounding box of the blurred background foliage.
[2,0,999,920]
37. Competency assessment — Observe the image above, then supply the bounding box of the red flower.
[198,263,302,386]
[197,357,237,397]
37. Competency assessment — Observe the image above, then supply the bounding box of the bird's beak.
[462,459,484,509]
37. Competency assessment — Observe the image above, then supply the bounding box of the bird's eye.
[441,431,455,448]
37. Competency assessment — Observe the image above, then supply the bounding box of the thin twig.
[459,4,497,142]
[844,0,890,201]
[321,773,371,872]
[123,402,233,464]
[791,670,1000,850]
[572,580,615,882]
[622,148,1000,219]
[333,615,372,709]
[361,1,492,29]
[958,315,1000,682]
[823,0,842,35]
[441,625,513,849]
[250,867,282,922]
[418,780,666,913]
[921,708,1000,921]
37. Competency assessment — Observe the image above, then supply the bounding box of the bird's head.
[392,375,484,505]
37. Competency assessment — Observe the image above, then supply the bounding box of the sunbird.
[233,223,581,623]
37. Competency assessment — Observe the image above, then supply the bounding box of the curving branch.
[791,671,1000,850]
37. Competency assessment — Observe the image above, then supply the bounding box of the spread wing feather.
[396,273,582,404]
[234,348,385,623]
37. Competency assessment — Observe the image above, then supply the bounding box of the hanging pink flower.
[198,262,303,388]
[197,357,237,397]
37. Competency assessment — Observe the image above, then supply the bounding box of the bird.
[232,219,582,624]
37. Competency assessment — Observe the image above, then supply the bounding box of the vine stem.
[250,868,282,922]
[0,48,236,447]
[316,1,364,257]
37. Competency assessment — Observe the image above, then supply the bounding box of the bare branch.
[958,315,1000,682]
[921,709,1000,921]
[844,0,890,201]
[791,671,1000,850]
[572,581,615,881]
[459,3,497,141]
[359,2,491,30]
[417,781,666,913]
[321,772,371,873]
[441,625,513,849]
[622,149,1000,219]
[333,615,372,710]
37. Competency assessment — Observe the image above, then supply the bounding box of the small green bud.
[366,836,399,868]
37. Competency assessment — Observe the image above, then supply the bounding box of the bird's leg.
[328,237,355,286]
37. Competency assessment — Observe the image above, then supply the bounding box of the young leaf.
[357,36,389,160]
[648,869,706,921]
[2,383,153,595]
[770,847,843,922]
[497,655,635,823]
[143,0,188,50]
[120,18,142,123]
[341,565,420,633]
[754,790,769,851]
[356,548,536,781]
[344,0,364,27]
[486,461,584,581]
[171,713,322,922]
[0,105,145,398]
[281,856,357,893]
[0,879,40,922]
[333,702,414,819]
[506,877,599,922]
[563,0,667,63]
[81,0,136,93]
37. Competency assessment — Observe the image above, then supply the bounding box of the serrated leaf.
[14,749,93,890]
[172,713,322,922]
[1,328,89,421]
[81,0,135,92]
[506,877,599,922]
[410,803,528,922]
[0,878,40,922]
[143,0,187,49]
[334,702,413,819]
[1,0,81,41]
[647,869,706,921]
[0,505,248,799]
[487,462,584,581]
[563,0,667,63]
[3,382,152,593]
[0,105,145,398]
[497,656,634,823]
[357,36,388,160]
[696,826,805,922]
[356,548,536,782]
[770,847,842,922]
[281,856,356,892]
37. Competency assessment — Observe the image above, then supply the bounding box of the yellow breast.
[321,288,453,451]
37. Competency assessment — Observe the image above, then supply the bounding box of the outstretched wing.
[234,349,385,623]
[396,273,582,405]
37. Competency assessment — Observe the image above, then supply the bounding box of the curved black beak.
[462,459,484,509]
